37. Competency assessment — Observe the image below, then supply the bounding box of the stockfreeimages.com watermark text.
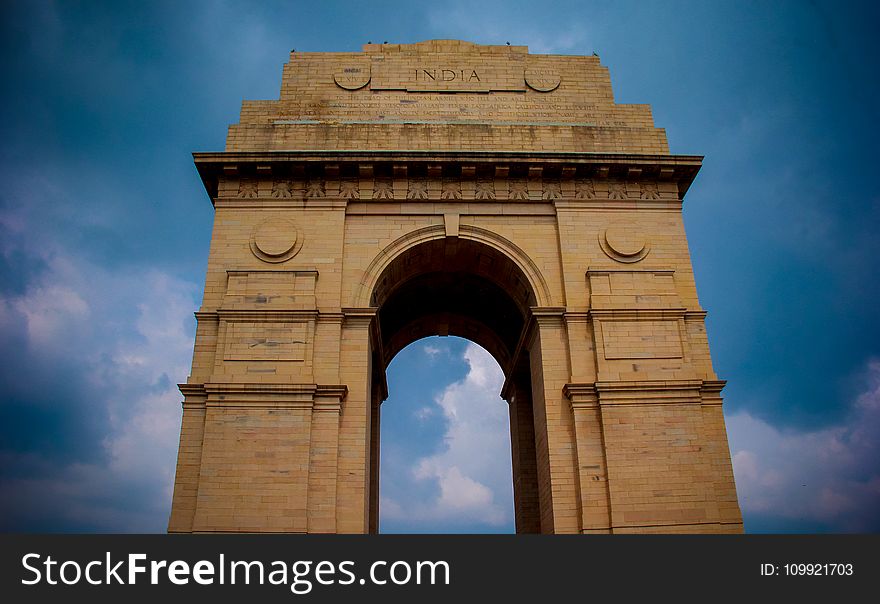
[21,552,450,594]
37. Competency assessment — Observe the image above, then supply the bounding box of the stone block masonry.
[169,39,743,534]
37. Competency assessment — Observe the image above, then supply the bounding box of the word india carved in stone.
[413,68,482,82]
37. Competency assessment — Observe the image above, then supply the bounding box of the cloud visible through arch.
[381,342,514,531]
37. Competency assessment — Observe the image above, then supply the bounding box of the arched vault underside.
[373,237,534,373]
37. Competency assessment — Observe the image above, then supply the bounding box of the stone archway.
[365,236,546,533]
[168,40,743,534]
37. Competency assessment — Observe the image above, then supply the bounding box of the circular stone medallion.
[250,219,302,263]
[525,68,561,92]
[333,65,371,90]
[599,225,650,263]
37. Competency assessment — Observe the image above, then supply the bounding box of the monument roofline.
[225,40,673,155]
[359,39,531,54]
[193,150,702,201]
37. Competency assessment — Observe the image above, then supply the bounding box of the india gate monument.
[168,40,743,534]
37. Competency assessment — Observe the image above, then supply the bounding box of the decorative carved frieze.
[575,178,595,199]
[608,182,628,200]
[339,179,359,199]
[640,182,661,200]
[238,179,258,198]
[474,178,495,200]
[220,165,673,203]
[271,180,295,198]
[372,178,394,199]
[509,178,529,200]
[542,179,562,200]
[441,178,461,200]
[406,179,429,199]
[305,180,325,198]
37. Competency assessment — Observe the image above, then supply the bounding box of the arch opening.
[366,237,544,533]
[371,236,536,373]
[379,336,514,533]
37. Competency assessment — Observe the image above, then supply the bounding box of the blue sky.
[0,0,877,533]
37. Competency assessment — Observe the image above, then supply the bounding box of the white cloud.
[415,465,499,521]
[13,282,89,346]
[728,358,880,531]
[382,342,513,528]
[422,343,443,359]
[414,406,434,421]
[0,247,198,532]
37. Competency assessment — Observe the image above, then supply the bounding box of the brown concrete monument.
[169,40,743,533]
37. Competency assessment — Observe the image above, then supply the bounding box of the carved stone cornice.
[586,267,674,276]
[563,383,599,409]
[341,306,378,326]
[588,308,688,320]
[699,379,727,407]
[530,306,567,323]
[194,151,702,202]
[564,379,728,409]
[215,309,319,321]
[313,384,349,413]
[196,309,346,322]
[200,382,346,410]
[594,379,705,406]
[178,383,207,408]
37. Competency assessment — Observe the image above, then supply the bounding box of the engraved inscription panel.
[283,95,631,125]
[370,59,521,92]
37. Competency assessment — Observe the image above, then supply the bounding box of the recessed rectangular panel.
[602,320,683,360]
[224,322,307,361]
[223,270,317,310]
